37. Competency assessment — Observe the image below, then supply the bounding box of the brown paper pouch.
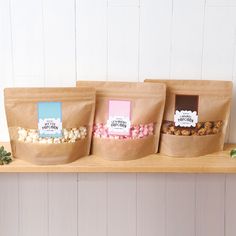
[145,79,233,157]
[160,133,224,157]
[92,135,158,161]
[77,81,166,160]
[4,87,95,165]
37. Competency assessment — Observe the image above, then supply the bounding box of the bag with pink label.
[145,79,233,157]
[77,81,166,160]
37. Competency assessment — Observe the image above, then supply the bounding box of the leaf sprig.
[0,146,12,165]
[230,149,236,158]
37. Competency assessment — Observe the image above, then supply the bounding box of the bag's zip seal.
[96,91,165,99]
[5,96,95,103]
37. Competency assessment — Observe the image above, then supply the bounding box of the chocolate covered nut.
[161,120,223,136]
[206,128,213,135]
[174,129,181,135]
[161,122,169,133]
[204,121,213,129]
[214,121,223,128]
[181,129,191,136]
[191,130,197,135]
[169,126,175,133]
[197,128,206,136]
[196,122,203,129]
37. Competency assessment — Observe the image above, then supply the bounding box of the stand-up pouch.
[145,79,233,157]
[4,87,95,164]
[77,81,166,160]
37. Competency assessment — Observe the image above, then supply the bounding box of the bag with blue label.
[145,79,233,157]
[77,81,166,160]
[4,87,95,164]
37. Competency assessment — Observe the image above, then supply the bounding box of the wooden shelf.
[0,142,236,173]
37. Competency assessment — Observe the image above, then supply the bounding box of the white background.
[1,0,236,235]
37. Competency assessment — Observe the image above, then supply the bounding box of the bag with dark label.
[77,81,166,160]
[145,79,233,157]
[4,87,95,164]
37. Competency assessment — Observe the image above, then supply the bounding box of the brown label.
[174,95,199,128]
[175,95,199,112]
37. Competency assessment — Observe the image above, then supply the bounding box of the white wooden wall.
[1,0,236,235]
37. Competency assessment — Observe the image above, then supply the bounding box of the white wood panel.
[202,6,236,80]
[225,174,236,236]
[170,0,205,79]
[43,0,76,86]
[196,174,225,236]
[10,0,44,86]
[228,78,236,143]
[78,173,107,236]
[48,173,77,236]
[229,50,236,142]
[207,0,236,7]
[201,6,236,142]
[19,174,48,236]
[76,0,107,81]
[0,174,19,236]
[107,173,137,236]
[137,173,165,236]
[0,0,13,141]
[139,0,172,81]
[108,0,139,7]
[166,174,195,236]
[107,6,139,81]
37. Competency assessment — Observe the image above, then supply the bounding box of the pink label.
[107,100,131,136]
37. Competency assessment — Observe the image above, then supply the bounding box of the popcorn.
[17,127,87,144]
[161,121,223,136]
[93,123,154,140]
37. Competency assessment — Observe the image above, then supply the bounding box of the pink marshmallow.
[93,123,155,139]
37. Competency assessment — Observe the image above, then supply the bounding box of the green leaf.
[230,149,236,158]
[0,146,12,165]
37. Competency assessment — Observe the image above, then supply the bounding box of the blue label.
[38,102,62,138]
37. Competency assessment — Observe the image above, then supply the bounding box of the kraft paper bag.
[4,87,95,165]
[145,79,233,157]
[77,81,166,160]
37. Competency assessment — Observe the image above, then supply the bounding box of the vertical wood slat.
[48,173,77,236]
[76,0,107,81]
[10,0,44,86]
[201,6,236,142]
[0,0,13,141]
[231,55,236,142]
[107,173,137,236]
[201,6,236,81]
[166,174,195,236]
[137,173,166,236]
[19,174,48,236]
[78,173,107,236]
[206,0,236,8]
[225,174,236,236]
[139,0,172,80]
[107,6,139,81]
[170,0,205,79]
[108,0,139,7]
[5,1,48,235]
[195,174,225,236]
[0,174,19,236]
[43,0,76,86]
